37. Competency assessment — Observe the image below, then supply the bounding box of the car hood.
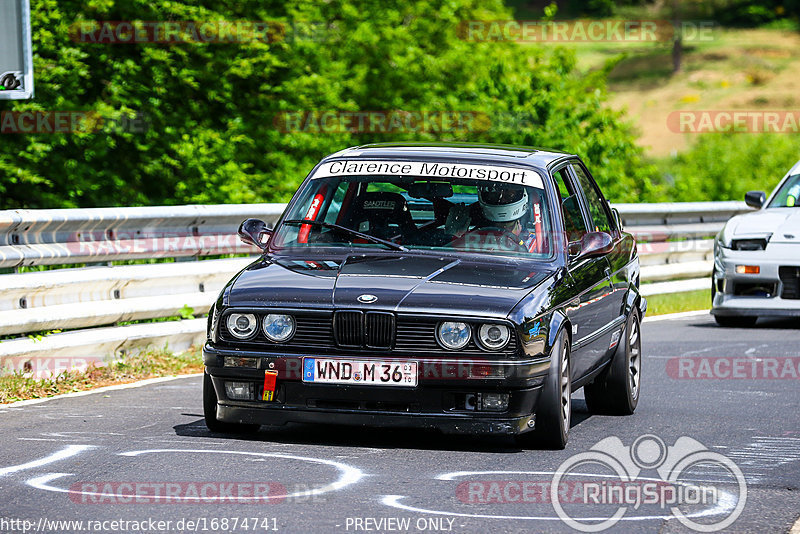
[723,209,800,244]
[227,254,555,319]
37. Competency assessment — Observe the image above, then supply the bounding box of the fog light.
[736,265,760,274]
[479,393,509,412]
[224,357,259,368]
[225,381,254,400]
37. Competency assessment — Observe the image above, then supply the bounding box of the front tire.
[585,307,642,415]
[203,371,260,434]
[519,328,571,450]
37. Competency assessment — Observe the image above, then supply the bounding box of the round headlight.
[477,324,511,351]
[437,321,471,350]
[226,313,257,339]
[262,314,295,343]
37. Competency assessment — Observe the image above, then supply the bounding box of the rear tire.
[203,371,260,434]
[584,308,641,416]
[714,315,757,328]
[518,328,571,450]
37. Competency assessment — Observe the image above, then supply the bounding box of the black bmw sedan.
[203,143,645,449]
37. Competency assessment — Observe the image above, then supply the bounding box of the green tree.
[657,134,799,201]
[0,0,656,208]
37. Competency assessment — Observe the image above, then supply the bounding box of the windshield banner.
[312,160,543,188]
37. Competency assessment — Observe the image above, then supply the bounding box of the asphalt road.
[1,312,798,534]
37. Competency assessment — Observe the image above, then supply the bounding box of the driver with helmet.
[446,183,541,253]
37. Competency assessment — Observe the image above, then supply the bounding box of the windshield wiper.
[282,219,409,252]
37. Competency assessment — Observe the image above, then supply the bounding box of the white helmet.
[478,185,529,223]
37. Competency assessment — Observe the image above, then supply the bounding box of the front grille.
[218,310,517,357]
[334,311,363,347]
[779,266,800,299]
[333,311,395,349]
[733,282,776,297]
[394,320,517,356]
[218,312,332,347]
[366,312,395,348]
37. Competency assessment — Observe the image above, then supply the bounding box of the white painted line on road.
[383,469,738,522]
[120,449,363,499]
[0,445,96,477]
[790,515,800,534]
[28,449,364,501]
[644,310,710,323]
[1,374,202,409]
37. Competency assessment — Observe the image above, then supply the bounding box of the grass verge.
[646,289,710,316]
[0,347,203,404]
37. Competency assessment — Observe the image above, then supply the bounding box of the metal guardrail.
[0,204,285,268]
[0,201,752,377]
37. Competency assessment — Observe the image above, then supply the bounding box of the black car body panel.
[204,143,643,436]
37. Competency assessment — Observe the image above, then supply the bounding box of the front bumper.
[712,244,800,317]
[204,344,548,435]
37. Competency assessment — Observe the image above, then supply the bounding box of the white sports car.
[712,159,800,326]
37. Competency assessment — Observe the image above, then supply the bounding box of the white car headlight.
[477,324,511,350]
[226,313,257,339]
[262,314,296,342]
[437,321,471,350]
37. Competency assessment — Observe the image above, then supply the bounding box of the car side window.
[552,167,589,243]
[570,163,614,234]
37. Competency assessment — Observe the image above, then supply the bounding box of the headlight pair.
[436,321,511,351]
[226,313,295,342]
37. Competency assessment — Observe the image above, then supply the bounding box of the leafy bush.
[655,134,799,201]
[0,0,655,208]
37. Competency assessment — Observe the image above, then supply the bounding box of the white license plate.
[302,358,418,387]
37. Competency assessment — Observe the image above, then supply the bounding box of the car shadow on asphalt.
[690,317,798,329]
[173,399,593,453]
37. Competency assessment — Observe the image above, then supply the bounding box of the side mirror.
[744,190,766,209]
[576,231,614,258]
[238,218,272,251]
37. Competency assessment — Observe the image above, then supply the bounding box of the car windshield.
[271,160,553,259]
[768,174,800,207]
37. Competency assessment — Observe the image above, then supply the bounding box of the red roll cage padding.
[527,190,545,254]
[297,185,329,243]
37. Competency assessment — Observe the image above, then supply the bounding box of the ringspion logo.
[551,434,746,532]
